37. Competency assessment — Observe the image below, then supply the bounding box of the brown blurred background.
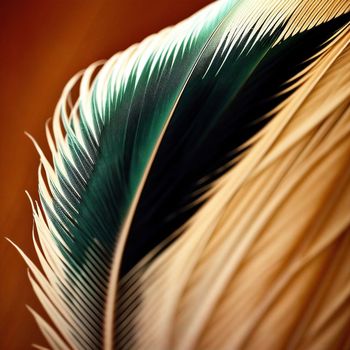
[0,1,211,348]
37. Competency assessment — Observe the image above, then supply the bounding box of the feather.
[11,0,350,349]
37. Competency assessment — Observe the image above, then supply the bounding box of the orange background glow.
[0,1,212,348]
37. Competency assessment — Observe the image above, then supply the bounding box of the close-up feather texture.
[3,0,350,348]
